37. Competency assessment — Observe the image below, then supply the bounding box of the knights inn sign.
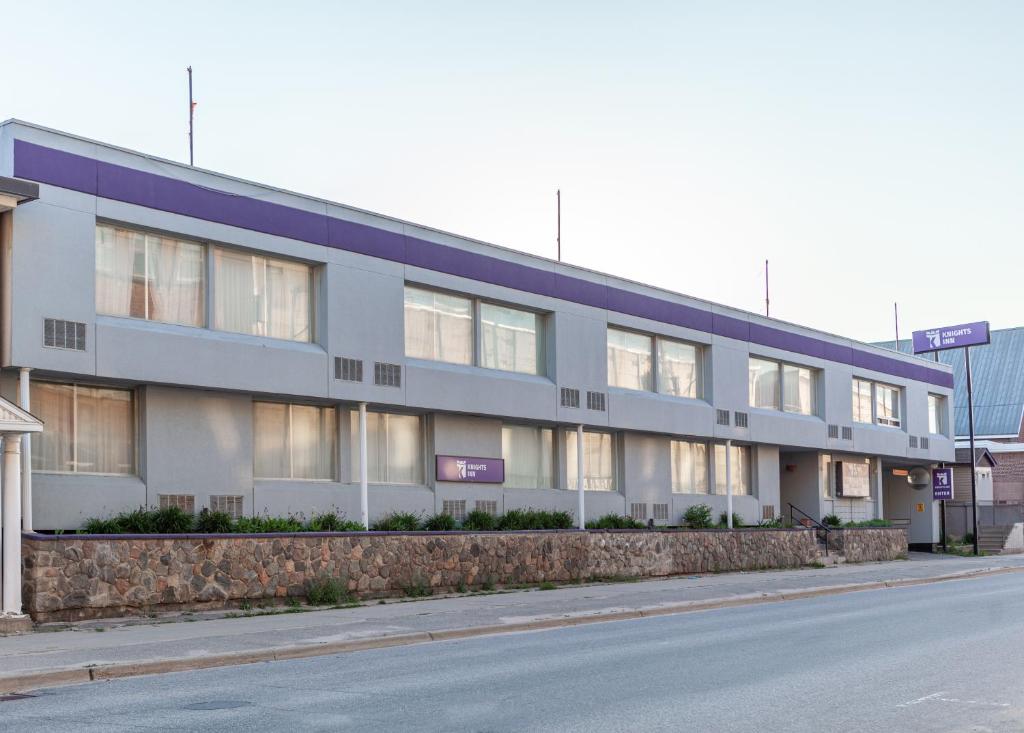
[436,455,506,483]
[912,321,991,354]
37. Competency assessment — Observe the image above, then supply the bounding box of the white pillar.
[18,368,32,532]
[875,457,885,520]
[576,424,585,530]
[725,440,733,529]
[2,434,24,616]
[359,403,369,530]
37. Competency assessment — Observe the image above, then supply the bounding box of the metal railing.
[788,503,830,556]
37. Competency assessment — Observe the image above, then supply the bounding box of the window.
[658,339,700,398]
[96,224,205,327]
[502,424,554,489]
[749,357,817,415]
[403,286,473,365]
[875,384,901,427]
[782,364,815,415]
[480,303,541,375]
[566,430,616,491]
[607,328,653,391]
[852,379,873,423]
[928,394,947,435]
[31,382,135,474]
[213,248,312,342]
[714,444,752,496]
[254,403,336,480]
[350,412,424,485]
[748,358,780,410]
[671,440,708,494]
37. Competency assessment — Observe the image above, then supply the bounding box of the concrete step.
[977,526,1013,554]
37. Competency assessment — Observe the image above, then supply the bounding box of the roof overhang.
[0,396,42,434]
[0,176,39,212]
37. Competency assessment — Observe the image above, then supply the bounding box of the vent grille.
[210,495,244,519]
[841,426,853,441]
[441,499,466,522]
[43,318,86,351]
[828,424,840,439]
[560,387,580,408]
[762,504,777,521]
[586,391,606,411]
[374,362,401,387]
[475,500,498,516]
[909,435,918,448]
[716,409,730,426]
[653,503,669,521]
[335,357,363,382]
[629,503,648,521]
[920,436,930,450]
[159,494,195,514]
[733,411,748,428]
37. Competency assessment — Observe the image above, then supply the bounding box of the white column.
[725,440,733,529]
[359,403,369,530]
[18,368,32,532]
[875,457,884,520]
[2,434,24,616]
[576,424,585,530]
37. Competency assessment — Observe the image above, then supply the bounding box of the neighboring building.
[0,120,955,547]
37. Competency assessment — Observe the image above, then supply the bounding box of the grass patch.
[537,582,556,591]
[306,576,353,606]
[586,514,645,530]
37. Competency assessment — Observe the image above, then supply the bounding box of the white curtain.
[31,382,133,474]
[748,358,780,409]
[95,225,140,318]
[502,425,553,488]
[671,440,708,494]
[658,340,699,398]
[481,304,539,374]
[350,412,423,484]
[714,444,751,496]
[148,234,204,326]
[607,329,652,391]
[783,364,815,415]
[403,287,472,365]
[254,402,288,479]
[214,248,311,342]
[290,405,335,479]
[566,431,615,491]
[266,258,311,341]
[30,382,75,472]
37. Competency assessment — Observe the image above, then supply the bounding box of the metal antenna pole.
[894,302,900,345]
[556,189,561,262]
[965,346,979,555]
[765,259,769,317]
[187,66,195,166]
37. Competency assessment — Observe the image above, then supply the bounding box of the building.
[0,120,955,547]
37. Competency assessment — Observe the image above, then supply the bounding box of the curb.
[1,565,1019,694]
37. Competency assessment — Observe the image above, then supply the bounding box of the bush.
[586,513,645,530]
[497,508,574,531]
[82,517,122,534]
[462,509,497,531]
[757,516,783,528]
[306,576,351,606]
[843,519,893,528]
[150,506,194,534]
[233,515,304,533]
[195,510,233,533]
[718,511,744,528]
[307,511,364,532]
[114,507,157,533]
[683,504,713,529]
[422,513,457,531]
[370,511,422,532]
[823,514,842,527]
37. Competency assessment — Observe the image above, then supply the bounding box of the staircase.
[978,526,1013,555]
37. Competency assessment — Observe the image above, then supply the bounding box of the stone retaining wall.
[21,527,898,622]
[825,527,908,563]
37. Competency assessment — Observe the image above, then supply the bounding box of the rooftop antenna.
[894,301,900,346]
[187,66,195,166]
[556,189,561,261]
[764,259,769,317]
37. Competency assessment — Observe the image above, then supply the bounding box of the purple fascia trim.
[12,139,954,388]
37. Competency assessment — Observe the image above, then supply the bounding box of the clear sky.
[6,1,1022,342]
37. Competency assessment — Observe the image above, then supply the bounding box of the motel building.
[0,120,956,554]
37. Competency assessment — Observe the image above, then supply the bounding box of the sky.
[5,1,1023,342]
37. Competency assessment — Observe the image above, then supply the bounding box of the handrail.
[788,503,830,557]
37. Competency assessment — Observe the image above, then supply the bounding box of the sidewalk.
[2,552,1022,693]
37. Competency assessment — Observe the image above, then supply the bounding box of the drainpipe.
[18,368,31,532]
[2,434,23,615]
[576,424,585,530]
[725,439,733,529]
[359,403,369,530]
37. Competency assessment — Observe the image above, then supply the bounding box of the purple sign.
[932,467,953,501]
[436,455,505,483]
[912,321,990,354]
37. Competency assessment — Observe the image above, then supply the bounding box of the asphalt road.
[4,572,1024,732]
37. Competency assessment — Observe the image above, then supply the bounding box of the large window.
[96,224,205,327]
[31,382,135,475]
[254,403,336,480]
[214,248,312,342]
[480,303,541,375]
[748,358,780,410]
[607,328,702,397]
[350,412,424,485]
[852,379,902,428]
[658,339,700,398]
[607,329,653,391]
[671,440,708,494]
[713,444,752,496]
[749,357,817,415]
[566,430,616,491]
[928,394,947,435]
[404,286,473,365]
[852,379,873,423]
[502,424,554,489]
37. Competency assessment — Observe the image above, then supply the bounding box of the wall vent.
[335,357,363,382]
[716,409,730,426]
[841,426,853,441]
[159,494,195,514]
[475,500,498,516]
[908,435,918,448]
[920,436,930,450]
[441,499,466,522]
[210,495,244,519]
[762,504,777,521]
[629,503,648,521]
[43,318,86,351]
[560,387,580,408]
[586,391,606,411]
[733,411,749,428]
[828,424,840,439]
[374,362,401,387]
[653,503,669,521]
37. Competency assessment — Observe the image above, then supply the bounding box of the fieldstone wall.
[826,527,908,562]
[23,527,838,621]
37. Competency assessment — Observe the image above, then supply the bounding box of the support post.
[359,403,369,530]
[576,424,585,530]
[965,347,979,555]
[2,435,23,615]
[875,457,884,520]
[725,440,733,528]
[18,368,31,532]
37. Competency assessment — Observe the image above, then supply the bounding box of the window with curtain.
[213,248,312,342]
[748,357,781,410]
[31,382,134,474]
[350,412,424,485]
[852,379,873,423]
[254,402,336,480]
[501,424,554,489]
[713,444,752,496]
[671,440,708,494]
[928,394,947,435]
[782,364,815,415]
[607,328,653,391]
[658,339,700,398]
[404,286,473,365]
[480,303,541,375]
[95,224,205,327]
[566,430,616,491]
[875,384,901,427]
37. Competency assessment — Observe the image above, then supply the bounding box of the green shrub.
[586,513,645,530]
[370,511,422,532]
[114,507,157,533]
[718,511,745,528]
[497,508,571,530]
[233,515,304,533]
[422,513,457,531]
[82,517,122,534]
[683,504,713,529]
[307,511,365,532]
[152,506,195,533]
[823,514,842,527]
[757,517,783,528]
[462,509,497,531]
[195,510,233,533]
[306,576,351,606]
[843,519,893,528]
[538,581,556,591]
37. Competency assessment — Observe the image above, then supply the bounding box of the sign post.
[913,321,990,556]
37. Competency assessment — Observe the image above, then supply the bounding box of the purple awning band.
[13,139,954,389]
